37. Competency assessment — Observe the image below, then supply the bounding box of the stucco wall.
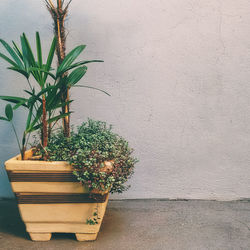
[0,0,250,200]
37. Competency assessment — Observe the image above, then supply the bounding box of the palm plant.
[0,32,105,159]
[0,32,65,158]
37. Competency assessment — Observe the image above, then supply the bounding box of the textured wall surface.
[0,0,250,200]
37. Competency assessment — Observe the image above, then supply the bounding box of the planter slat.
[7,171,78,182]
[16,193,108,204]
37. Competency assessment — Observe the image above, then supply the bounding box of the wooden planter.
[5,150,109,241]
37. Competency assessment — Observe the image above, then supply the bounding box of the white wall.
[0,0,250,200]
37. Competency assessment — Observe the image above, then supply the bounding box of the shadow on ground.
[0,200,27,240]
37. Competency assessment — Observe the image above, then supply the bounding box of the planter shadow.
[0,200,28,240]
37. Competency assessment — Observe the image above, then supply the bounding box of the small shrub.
[36,119,138,194]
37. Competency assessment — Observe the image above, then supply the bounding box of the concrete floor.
[0,199,249,250]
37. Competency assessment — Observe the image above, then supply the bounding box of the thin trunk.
[21,146,26,160]
[42,95,48,147]
[48,122,52,140]
[46,0,71,137]
[55,7,70,137]
[61,86,70,137]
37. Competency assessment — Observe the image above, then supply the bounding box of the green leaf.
[57,45,86,76]
[46,91,63,112]
[27,106,43,132]
[43,36,56,83]
[7,66,29,78]
[24,91,42,105]
[5,104,13,121]
[20,35,29,70]
[47,112,72,124]
[0,116,9,121]
[0,39,24,68]
[0,95,28,102]
[24,89,35,95]
[46,100,73,112]
[67,66,87,87]
[36,32,43,68]
[36,85,57,98]
[12,41,23,60]
[22,33,36,65]
[20,36,30,70]
[24,85,57,108]
[29,67,56,80]
[57,60,103,77]
[0,52,18,67]
[26,108,33,130]
[21,33,41,84]
[74,85,111,96]
[26,125,40,133]
[0,95,28,105]
[13,99,28,110]
[28,112,71,132]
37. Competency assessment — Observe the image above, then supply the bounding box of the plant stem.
[27,79,40,115]
[25,131,31,149]
[21,133,26,160]
[27,78,33,91]
[10,121,22,159]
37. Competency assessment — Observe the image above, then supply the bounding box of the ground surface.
[0,199,249,250]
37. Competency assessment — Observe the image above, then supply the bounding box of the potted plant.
[0,1,137,242]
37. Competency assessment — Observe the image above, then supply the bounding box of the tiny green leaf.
[5,104,13,121]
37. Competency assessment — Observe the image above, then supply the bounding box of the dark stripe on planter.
[7,171,78,182]
[15,193,108,204]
